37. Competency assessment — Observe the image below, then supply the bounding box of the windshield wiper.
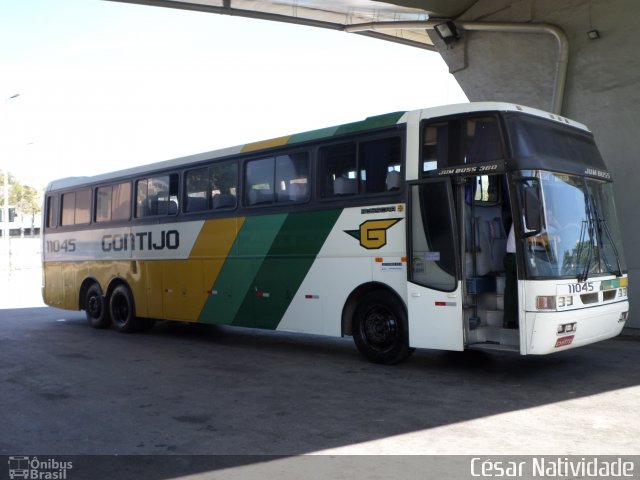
[590,194,623,277]
[578,196,596,283]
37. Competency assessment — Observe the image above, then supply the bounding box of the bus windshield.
[520,171,627,279]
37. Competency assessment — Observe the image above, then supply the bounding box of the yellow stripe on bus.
[241,136,291,153]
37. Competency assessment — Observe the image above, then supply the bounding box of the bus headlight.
[619,311,629,323]
[536,296,556,310]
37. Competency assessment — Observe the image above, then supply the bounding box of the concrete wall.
[432,0,640,328]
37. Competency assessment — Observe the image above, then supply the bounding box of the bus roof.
[46,102,589,192]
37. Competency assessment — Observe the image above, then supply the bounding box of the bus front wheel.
[352,290,414,364]
[85,283,110,329]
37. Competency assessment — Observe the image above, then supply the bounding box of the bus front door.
[407,179,464,351]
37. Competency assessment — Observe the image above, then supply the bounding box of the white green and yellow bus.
[42,102,629,364]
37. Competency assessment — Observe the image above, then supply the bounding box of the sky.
[0,0,467,189]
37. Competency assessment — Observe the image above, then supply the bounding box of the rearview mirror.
[523,184,542,235]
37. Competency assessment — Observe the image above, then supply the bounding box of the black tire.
[352,290,414,364]
[109,284,139,333]
[85,283,110,329]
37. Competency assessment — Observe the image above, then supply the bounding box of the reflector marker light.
[435,301,456,307]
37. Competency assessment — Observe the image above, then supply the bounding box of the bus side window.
[95,186,112,222]
[185,167,210,212]
[61,192,76,226]
[245,157,275,206]
[136,174,179,218]
[319,142,357,197]
[421,122,448,173]
[359,137,402,194]
[112,182,131,221]
[276,152,309,203]
[211,161,238,209]
[463,117,503,164]
[75,190,91,225]
[97,182,131,222]
[46,195,58,229]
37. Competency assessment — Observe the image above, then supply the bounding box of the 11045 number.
[46,239,76,253]
[568,282,594,294]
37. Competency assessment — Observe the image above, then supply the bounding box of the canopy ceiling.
[107,0,479,50]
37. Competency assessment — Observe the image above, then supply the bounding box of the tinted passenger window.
[136,174,179,218]
[245,157,275,206]
[61,192,75,226]
[61,189,91,226]
[421,116,502,174]
[320,143,357,197]
[96,182,131,222]
[46,196,58,228]
[360,137,401,194]
[320,136,401,198]
[184,162,238,212]
[276,153,309,202]
[245,153,309,206]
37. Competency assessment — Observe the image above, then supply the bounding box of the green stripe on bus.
[198,214,288,325]
[231,209,342,329]
[197,209,341,328]
[288,126,340,144]
[335,111,405,136]
[286,112,404,145]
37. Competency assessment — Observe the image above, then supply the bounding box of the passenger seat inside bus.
[386,171,401,191]
[333,177,356,195]
[186,196,208,212]
[212,194,236,209]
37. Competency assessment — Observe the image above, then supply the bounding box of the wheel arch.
[106,276,130,299]
[341,281,407,337]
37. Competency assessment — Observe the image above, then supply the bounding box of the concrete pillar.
[433,0,640,328]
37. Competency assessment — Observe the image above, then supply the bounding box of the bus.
[42,102,629,364]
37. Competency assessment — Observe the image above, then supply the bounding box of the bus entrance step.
[467,342,520,353]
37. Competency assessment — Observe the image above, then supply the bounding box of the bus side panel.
[43,263,64,308]
[242,209,342,330]
[162,259,205,321]
[279,205,406,337]
[145,261,164,319]
[198,214,286,326]
[198,210,342,330]
[62,264,77,310]
[279,257,372,336]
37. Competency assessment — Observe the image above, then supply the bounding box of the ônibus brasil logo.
[8,456,73,479]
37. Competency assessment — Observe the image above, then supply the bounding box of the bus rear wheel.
[352,290,413,364]
[109,284,154,333]
[85,283,110,329]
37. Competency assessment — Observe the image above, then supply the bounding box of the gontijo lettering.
[102,230,180,251]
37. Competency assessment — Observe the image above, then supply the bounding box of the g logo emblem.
[345,218,401,249]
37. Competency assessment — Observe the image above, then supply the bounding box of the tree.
[0,170,41,216]
[10,182,41,216]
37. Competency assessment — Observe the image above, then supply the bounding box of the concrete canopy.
[107,0,640,329]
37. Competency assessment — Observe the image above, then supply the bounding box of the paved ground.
[1,260,639,478]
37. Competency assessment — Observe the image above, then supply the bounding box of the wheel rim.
[361,305,398,352]
[87,294,102,319]
[111,293,129,326]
